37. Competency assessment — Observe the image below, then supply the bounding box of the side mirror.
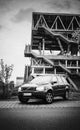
[51,82,54,85]
[51,81,57,85]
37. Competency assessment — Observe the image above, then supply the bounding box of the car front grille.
[22,87,36,92]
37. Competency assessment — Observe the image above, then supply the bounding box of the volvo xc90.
[18,75,70,104]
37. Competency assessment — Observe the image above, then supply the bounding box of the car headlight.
[18,87,22,92]
[36,86,47,91]
[36,86,44,91]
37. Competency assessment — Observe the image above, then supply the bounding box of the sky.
[0,0,80,83]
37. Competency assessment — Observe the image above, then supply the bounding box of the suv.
[18,75,70,104]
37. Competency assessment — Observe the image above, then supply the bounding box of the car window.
[30,76,52,85]
[51,75,57,82]
[56,76,64,85]
[61,77,68,85]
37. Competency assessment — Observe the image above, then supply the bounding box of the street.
[0,98,80,130]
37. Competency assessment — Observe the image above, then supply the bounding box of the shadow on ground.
[18,97,71,105]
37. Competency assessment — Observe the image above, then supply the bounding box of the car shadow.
[18,97,66,105]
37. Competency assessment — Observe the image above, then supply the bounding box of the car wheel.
[45,92,53,104]
[18,96,29,104]
[64,90,69,100]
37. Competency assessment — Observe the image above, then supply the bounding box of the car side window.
[61,77,68,85]
[56,76,64,85]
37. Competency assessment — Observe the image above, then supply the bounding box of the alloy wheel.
[46,92,53,104]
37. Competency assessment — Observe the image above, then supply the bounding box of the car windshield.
[30,76,52,85]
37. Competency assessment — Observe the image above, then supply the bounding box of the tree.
[0,59,13,84]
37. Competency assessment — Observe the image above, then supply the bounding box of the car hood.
[21,83,38,88]
[21,83,50,88]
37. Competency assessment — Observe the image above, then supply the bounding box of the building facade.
[24,12,80,90]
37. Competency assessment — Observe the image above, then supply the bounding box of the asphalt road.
[0,99,80,130]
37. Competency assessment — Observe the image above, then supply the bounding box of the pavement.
[0,91,80,109]
[0,98,80,109]
[0,104,80,130]
[0,92,80,130]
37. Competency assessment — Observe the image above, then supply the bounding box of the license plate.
[23,93,32,96]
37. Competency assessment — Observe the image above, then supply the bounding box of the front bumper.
[18,91,46,99]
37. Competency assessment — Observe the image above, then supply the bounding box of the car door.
[56,76,65,96]
[52,81,60,96]
[51,76,59,96]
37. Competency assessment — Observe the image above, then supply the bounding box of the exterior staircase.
[59,63,71,74]
[25,45,79,91]
[39,26,78,44]
[67,76,78,91]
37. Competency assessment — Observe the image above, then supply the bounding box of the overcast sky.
[0,0,80,82]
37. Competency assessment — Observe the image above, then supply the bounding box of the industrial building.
[24,12,80,90]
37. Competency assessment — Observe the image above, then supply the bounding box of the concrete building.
[16,77,24,87]
[24,12,80,90]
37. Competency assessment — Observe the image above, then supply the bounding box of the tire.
[63,90,69,100]
[18,96,29,104]
[45,92,53,104]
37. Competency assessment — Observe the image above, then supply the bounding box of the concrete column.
[77,69,79,74]
[76,61,79,74]
[67,44,70,54]
[43,67,45,74]
[76,60,78,67]
[24,65,28,82]
[39,42,41,55]
[42,38,45,55]
[78,34,80,56]
[32,67,34,74]
[54,68,56,74]
[65,60,67,68]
